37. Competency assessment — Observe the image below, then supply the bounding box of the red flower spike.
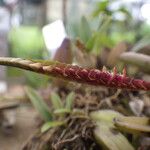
[0,57,149,91]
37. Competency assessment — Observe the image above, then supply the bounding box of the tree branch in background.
[120,52,150,73]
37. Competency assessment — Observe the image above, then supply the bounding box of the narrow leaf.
[41,121,65,133]
[65,92,75,110]
[116,116,149,125]
[25,86,52,121]
[90,110,123,123]
[114,116,150,134]
[50,92,63,109]
[54,108,71,115]
[79,16,92,43]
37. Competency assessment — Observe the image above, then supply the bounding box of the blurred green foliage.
[139,23,150,37]
[92,0,131,18]
[8,26,49,87]
[9,26,45,58]
[67,0,149,55]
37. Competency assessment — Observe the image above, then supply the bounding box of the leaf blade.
[41,121,65,133]
[50,92,63,109]
[65,92,75,110]
[94,122,135,150]
[25,86,52,121]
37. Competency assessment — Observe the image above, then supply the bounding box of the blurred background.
[0,0,150,150]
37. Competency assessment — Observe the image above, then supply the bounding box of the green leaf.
[25,86,52,121]
[8,26,45,59]
[24,71,49,88]
[117,7,131,18]
[65,92,75,110]
[94,122,135,150]
[91,110,134,150]
[79,16,92,43]
[116,116,149,125]
[88,16,112,54]
[54,108,71,115]
[50,92,63,109]
[86,33,97,51]
[114,116,150,134]
[92,0,110,17]
[90,110,123,123]
[41,121,65,133]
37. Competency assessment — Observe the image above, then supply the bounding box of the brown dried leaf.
[107,42,128,67]
[53,38,73,64]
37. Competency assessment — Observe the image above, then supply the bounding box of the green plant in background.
[86,16,113,54]
[9,26,46,58]
[91,0,135,44]
[67,0,150,55]
[8,26,49,87]
[92,0,131,19]
[68,15,114,54]
[139,23,150,37]
[91,0,150,44]
[24,71,49,88]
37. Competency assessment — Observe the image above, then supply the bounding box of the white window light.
[0,81,7,93]
[42,20,67,58]
[141,3,150,24]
